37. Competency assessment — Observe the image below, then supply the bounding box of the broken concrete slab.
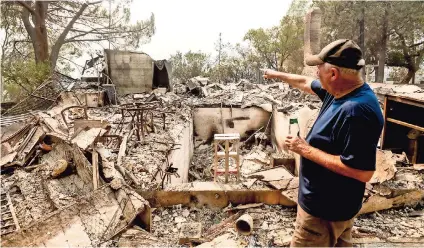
[360,189,424,215]
[248,167,294,182]
[1,142,12,155]
[370,149,397,184]
[117,227,161,247]
[178,222,202,245]
[413,164,424,171]
[38,112,68,140]
[73,119,110,135]
[71,143,95,187]
[114,186,151,232]
[244,148,271,165]
[197,233,241,248]
[0,152,17,167]
[242,178,257,189]
[71,127,107,150]
[187,79,200,92]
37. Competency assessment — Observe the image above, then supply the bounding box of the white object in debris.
[153,88,167,94]
[261,221,269,230]
[249,167,294,182]
[370,149,397,184]
[233,91,244,103]
[196,233,240,248]
[182,209,190,218]
[96,146,113,159]
[244,149,270,165]
[175,216,187,223]
[194,76,209,86]
[71,127,106,150]
[153,215,162,222]
[133,94,145,99]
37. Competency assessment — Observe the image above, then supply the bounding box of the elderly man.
[263,39,384,247]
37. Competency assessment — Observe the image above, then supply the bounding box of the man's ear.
[330,67,339,81]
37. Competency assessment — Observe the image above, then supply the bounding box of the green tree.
[2,60,51,101]
[244,0,309,74]
[208,42,260,83]
[169,51,211,82]
[312,0,424,84]
[386,2,424,84]
[1,0,155,69]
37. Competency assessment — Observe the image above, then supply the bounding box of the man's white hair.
[324,63,362,78]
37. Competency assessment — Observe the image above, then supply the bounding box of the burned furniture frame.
[151,143,181,189]
[381,94,424,164]
[1,191,21,236]
[60,105,88,128]
[116,102,172,142]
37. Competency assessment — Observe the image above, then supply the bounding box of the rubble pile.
[355,207,424,241]
[148,203,423,247]
[0,84,193,242]
[1,73,423,246]
[175,77,322,113]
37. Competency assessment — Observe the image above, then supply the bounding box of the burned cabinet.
[381,95,424,163]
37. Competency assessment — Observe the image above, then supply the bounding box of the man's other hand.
[284,135,309,155]
[261,68,279,79]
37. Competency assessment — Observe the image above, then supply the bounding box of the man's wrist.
[299,144,313,158]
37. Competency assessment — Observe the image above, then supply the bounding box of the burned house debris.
[1,66,423,246]
[1,7,423,248]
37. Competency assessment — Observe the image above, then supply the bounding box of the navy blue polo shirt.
[299,80,384,221]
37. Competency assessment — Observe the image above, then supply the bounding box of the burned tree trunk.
[377,6,389,83]
[359,6,366,80]
[19,1,49,64]
[400,67,417,84]
[302,7,321,77]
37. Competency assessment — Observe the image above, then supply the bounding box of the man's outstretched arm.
[262,69,316,95]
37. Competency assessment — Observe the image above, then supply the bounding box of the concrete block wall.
[106,50,154,95]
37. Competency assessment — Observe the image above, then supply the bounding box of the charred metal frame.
[60,105,88,128]
[116,101,173,142]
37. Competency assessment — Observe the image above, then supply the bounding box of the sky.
[131,0,293,60]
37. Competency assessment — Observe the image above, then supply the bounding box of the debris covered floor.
[1,75,424,247]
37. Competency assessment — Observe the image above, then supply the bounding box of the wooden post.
[225,140,229,183]
[214,140,218,182]
[236,141,240,182]
[92,144,99,190]
[381,96,388,149]
[412,139,418,164]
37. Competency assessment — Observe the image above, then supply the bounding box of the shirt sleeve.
[338,115,377,171]
[311,80,328,102]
